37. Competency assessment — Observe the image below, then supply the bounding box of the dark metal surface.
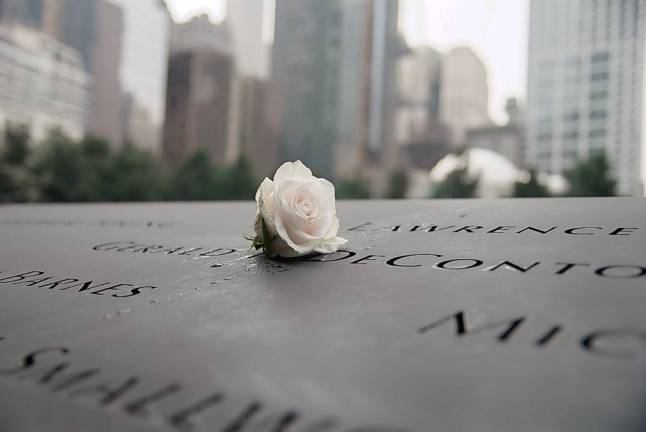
[0,199,644,431]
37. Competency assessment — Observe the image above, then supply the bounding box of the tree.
[166,149,218,201]
[564,152,616,197]
[432,165,479,198]
[0,163,39,203]
[0,123,38,202]
[79,135,112,201]
[216,155,257,200]
[336,174,371,199]
[2,122,31,165]
[386,168,409,199]
[33,129,90,202]
[103,141,166,201]
[513,169,550,198]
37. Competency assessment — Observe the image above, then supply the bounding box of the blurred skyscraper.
[86,0,123,149]
[226,0,279,176]
[0,0,98,142]
[111,0,169,153]
[272,0,342,179]
[526,0,646,195]
[335,0,371,179]
[366,0,402,189]
[51,0,96,71]
[466,98,525,168]
[226,0,270,79]
[0,25,90,140]
[273,0,400,184]
[0,0,43,28]
[0,0,166,152]
[395,45,451,175]
[237,76,280,177]
[43,0,125,149]
[396,46,442,145]
[440,47,490,146]
[163,15,236,164]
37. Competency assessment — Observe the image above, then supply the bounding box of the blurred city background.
[0,0,643,202]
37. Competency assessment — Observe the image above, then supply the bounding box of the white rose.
[253,160,347,258]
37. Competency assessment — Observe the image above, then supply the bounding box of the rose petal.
[314,236,348,254]
[256,177,278,236]
[274,160,313,184]
[274,210,320,255]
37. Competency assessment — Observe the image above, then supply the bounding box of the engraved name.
[349,222,640,237]
[0,270,157,299]
[416,310,646,361]
[0,341,409,432]
[305,251,646,279]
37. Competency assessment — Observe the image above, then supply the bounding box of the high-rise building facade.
[163,16,236,164]
[466,98,525,168]
[272,0,342,179]
[54,0,97,71]
[226,0,270,79]
[0,0,43,28]
[526,0,646,195]
[273,0,400,183]
[0,25,90,140]
[335,0,372,179]
[439,47,490,146]
[366,0,402,183]
[86,0,123,149]
[237,76,280,177]
[395,46,442,145]
[111,0,169,152]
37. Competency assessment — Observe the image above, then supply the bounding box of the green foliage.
[166,149,218,201]
[0,123,38,202]
[78,136,112,200]
[386,168,409,199]
[431,165,479,198]
[564,152,617,197]
[513,169,550,198]
[2,123,31,165]
[336,174,371,199]
[0,163,39,203]
[103,141,166,201]
[216,155,257,200]
[0,125,264,203]
[33,129,90,202]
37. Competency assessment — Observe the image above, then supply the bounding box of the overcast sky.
[166,0,226,23]
[165,0,529,124]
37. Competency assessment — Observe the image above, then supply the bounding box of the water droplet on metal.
[224,276,233,281]
[149,299,159,304]
[103,314,111,320]
[210,280,220,285]
[118,309,131,316]
[178,292,184,297]
[194,287,201,291]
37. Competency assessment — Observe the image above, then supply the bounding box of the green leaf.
[261,217,275,257]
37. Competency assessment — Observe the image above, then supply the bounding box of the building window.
[591,72,609,81]
[589,129,606,138]
[590,90,608,100]
[562,112,579,121]
[589,110,607,119]
[591,52,609,63]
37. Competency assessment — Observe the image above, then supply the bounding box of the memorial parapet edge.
[0,198,644,432]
